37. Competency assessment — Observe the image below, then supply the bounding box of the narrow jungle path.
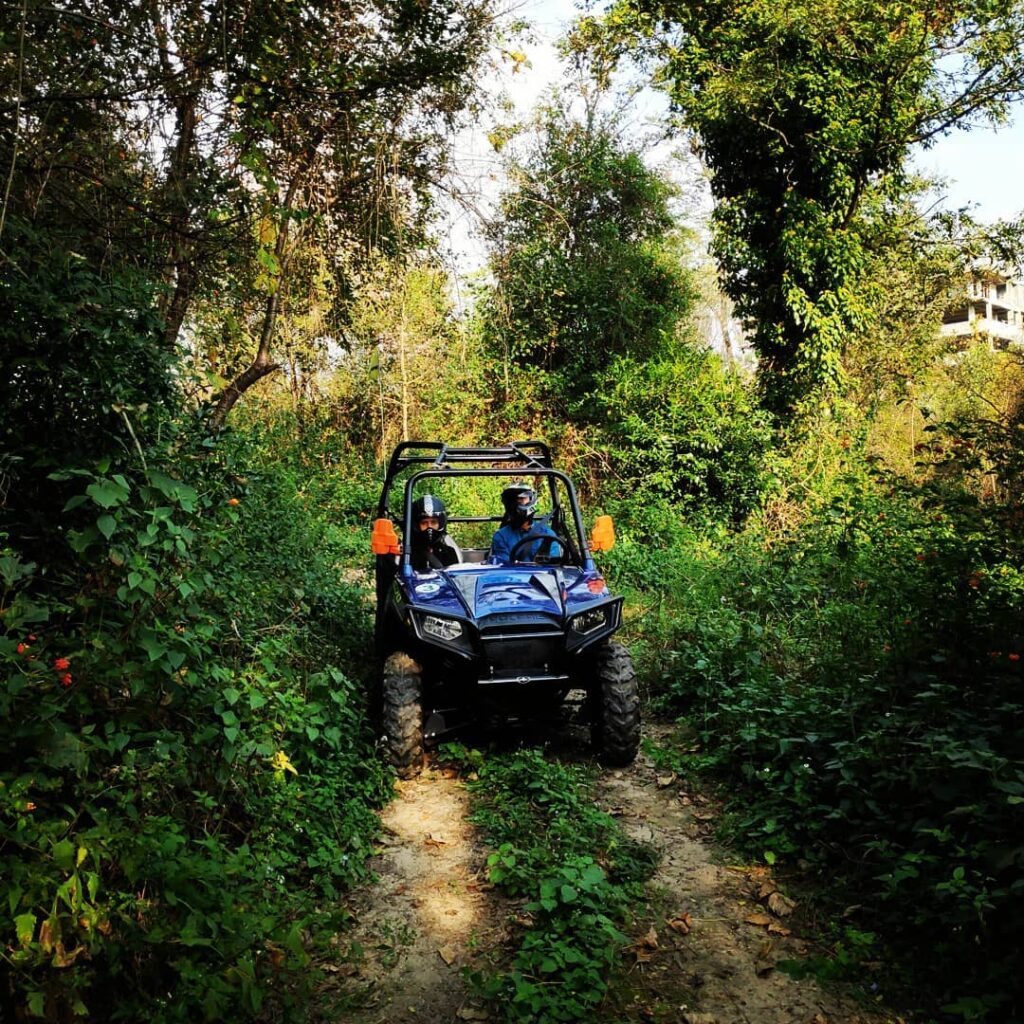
[321,727,896,1024]
[321,764,503,1023]
[593,737,890,1024]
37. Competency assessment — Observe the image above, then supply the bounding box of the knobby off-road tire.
[591,641,640,767]
[382,652,424,779]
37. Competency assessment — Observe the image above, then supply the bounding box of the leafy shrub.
[442,747,656,1023]
[620,446,1024,1018]
[592,350,772,523]
[0,424,387,1021]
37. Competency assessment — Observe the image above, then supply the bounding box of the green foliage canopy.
[483,101,695,400]
[575,0,1024,412]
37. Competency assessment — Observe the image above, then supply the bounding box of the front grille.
[482,635,562,677]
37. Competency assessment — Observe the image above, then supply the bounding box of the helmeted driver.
[409,494,462,571]
[490,484,561,563]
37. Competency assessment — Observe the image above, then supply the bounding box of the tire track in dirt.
[325,765,501,1024]
[595,731,893,1024]
[322,725,896,1024]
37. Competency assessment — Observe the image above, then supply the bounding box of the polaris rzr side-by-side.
[371,441,640,777]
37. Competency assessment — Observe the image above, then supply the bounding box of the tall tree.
[0,0,497,433]
[483,95,694,405]
[574,0,1024,413]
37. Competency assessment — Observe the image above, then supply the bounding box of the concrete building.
[941,270,1024,349]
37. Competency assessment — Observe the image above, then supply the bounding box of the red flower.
[16,643,27,654]
[24,802,36,812]
[59,673,73,687]
[53,657,71,671]
[1009,653,1021,663]
[27,634,37,642]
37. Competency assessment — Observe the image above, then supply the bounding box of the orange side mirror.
[589,514,616,552]
[371,517,401,555]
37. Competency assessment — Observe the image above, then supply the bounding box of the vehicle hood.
[404,564,608,624]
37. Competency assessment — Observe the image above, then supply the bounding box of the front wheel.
[382,651,424,778]
[590,641,640,767]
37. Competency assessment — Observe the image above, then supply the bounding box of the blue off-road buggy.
[371,442,640,777]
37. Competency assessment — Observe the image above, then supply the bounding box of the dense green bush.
[592,349,772,523]
[0,221,177,559]
[616,447,1024,1019]
[0,425,387,1021]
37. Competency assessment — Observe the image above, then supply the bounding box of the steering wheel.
[508,534,562,564]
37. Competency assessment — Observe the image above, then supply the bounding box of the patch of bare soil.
[323,765,502,1024]
[596,726,895,1024]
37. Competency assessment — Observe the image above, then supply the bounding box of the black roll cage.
[374,441,595,576]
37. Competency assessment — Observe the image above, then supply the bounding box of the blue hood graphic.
[404,563,612,626]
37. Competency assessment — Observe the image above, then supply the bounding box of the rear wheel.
[382,652,424,778]
[591,641,640,766]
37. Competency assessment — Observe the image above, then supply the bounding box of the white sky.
[439,0,1024,285]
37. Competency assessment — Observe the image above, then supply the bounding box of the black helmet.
[411,494,447,547]
[501,485,538,526]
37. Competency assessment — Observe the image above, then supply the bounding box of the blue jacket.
[490,522,561,562]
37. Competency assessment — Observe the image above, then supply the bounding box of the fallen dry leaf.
[666,913,693,935]
[693,811,715,822]
[456,1008,490,1022]
[767,922,792,936]
[745,913,773,927]
[768,891,796,917]
[424,834,447,848]
[438,945,457,966]
[656,773,676,788]
[758,879,779,899]
[321,962,359,977]
[629,925,660,964]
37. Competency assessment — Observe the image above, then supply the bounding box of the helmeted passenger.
[409,494,462,571]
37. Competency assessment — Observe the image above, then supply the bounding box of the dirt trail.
[325,729,893,1024]
[595,736,888,1024]
[326,765,503,1023]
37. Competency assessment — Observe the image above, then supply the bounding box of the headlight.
[422,615,463,641]
[570,608,606,634]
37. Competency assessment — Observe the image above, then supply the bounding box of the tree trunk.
[208,288,282,431]
[208,174,302,431]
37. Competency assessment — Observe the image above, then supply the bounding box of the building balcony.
[941,317,1024,347]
